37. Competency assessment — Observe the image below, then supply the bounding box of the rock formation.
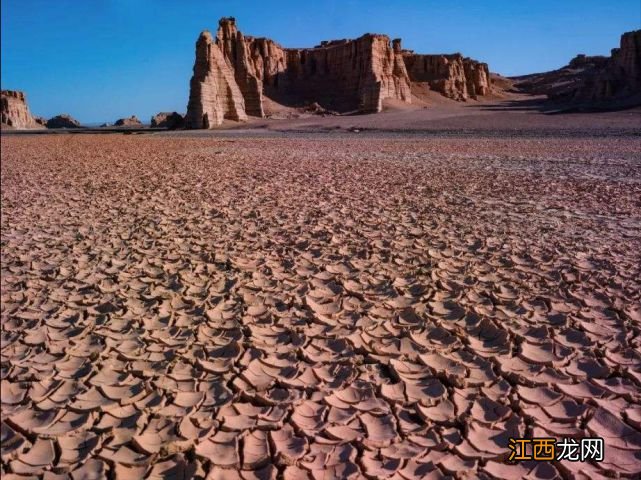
[402,54,466,100]
[574,29,641,103]
[213,18,412,116]
[151,111,185,129]
[186,17,495,128]
[46,114,82,129]
[115,115,143,127]
[1,90,44,129]
[463,58,491,97]
[184,30,248,129]
[513,30,641,108]
[186,18,415,127]
[401,53,491,100]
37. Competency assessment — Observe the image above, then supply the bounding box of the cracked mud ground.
[1,134,640,479]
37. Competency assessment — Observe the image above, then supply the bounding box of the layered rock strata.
[463,58,491,97]
[184,31,248,129]
[514,30,641,108]
[575,29,641,102]
[186,18,414,127]
[214,18,412,116]
[402,53,491,100]
[186,17,496,127]
[1,90,44,129]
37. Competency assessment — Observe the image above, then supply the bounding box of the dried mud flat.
[1,133,641,479]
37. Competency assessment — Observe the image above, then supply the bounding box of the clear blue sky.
[2,0,639,123]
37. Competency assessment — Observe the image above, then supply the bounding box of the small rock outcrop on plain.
[514,29,641,109]
[114,115,143,127]
[151,112,185,129]
[189,17,497,128]
[46,114,82,129]
[1,90,44,129]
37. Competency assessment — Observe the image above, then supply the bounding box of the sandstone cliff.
[513,30,641,109]
[186,18,413,127]
[1,90,44,129]
[576,29,641,103]
[214,17,412,115]
[402,53,467,100]
[186,17,495,128]
[463,58,491,97]
[401,53,491,100]
[185,30,248,129]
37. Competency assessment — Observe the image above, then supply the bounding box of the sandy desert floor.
[1,129,641,479]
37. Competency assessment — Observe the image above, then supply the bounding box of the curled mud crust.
[1,134,640,479]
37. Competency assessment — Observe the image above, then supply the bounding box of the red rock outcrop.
[151,112,185,129]
[401,53,491,100]
[46,114,82,129]
[215,17,412,115]
[215,18,274,117]
[514,30,641,109]
[463,58,491,97]
[186,18,496,127]
[185,30,248,129]
[577,29,641,102]
[115,115,143,127]
[186,18,413,127]
[1,90,44,129]
[402,53,467,100]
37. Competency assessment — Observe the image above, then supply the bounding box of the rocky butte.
[513,29,641,109]
[1,90,44,129]
[46,114,82,129]
[186,17,492,128]
[114,115,143,127]
[151,112,185,129]
[573,29,641,105]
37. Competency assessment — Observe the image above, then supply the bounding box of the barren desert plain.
[1,101,641,480]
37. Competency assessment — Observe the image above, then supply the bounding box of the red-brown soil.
[1,126,640,478]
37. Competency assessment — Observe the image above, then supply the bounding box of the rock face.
[403,54,465,100]
[1,90,44,129]
[151,112,185,129]
[46,114,82,129]
[186,17,495,128]
[401,53,491,100]
[185,30,248,129]
[575,29,641,102]
[463,58,491,97]
[213,18,412,116]
[115,115,143,127]
[514,30,641,108]
[186,18,414,127]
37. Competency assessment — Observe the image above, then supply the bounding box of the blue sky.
[2,0,639,123]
